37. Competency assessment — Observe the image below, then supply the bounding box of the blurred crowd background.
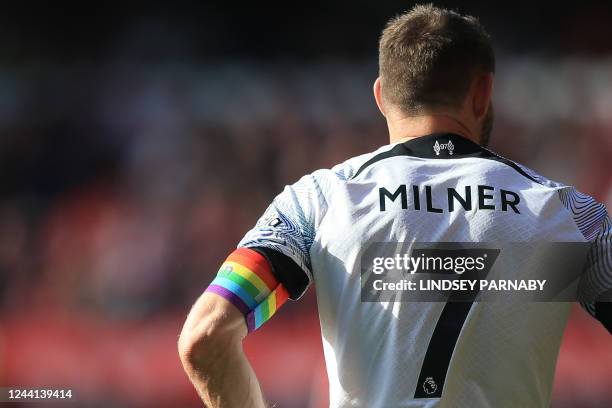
[0,1,610,407]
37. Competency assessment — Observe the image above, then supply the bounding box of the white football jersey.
[238,133,611,408]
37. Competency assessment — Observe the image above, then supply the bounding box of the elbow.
[178,316,219,369]
[177,325,205,369]
[178,306,243,371]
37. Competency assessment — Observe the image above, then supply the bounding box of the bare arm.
[178,292,267,408]
[178,167,319,405]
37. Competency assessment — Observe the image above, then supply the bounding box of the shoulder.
[557,186,608,241]
[308,143,397,186]
[504,158,609,241]
[478,148,569,189]
[276,144,396,216]
[496,155,608,240]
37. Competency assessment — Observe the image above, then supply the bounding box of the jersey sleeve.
[238,172,329,300]
[561,187,612,334]
[578,214,612,334]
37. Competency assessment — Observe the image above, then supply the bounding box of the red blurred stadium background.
[0,2,610,407]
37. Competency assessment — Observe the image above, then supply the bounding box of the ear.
[373,77,386,117]
[471,72,494,120]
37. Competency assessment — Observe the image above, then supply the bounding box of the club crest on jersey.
[423,377,437,395]
[433,140,454,156]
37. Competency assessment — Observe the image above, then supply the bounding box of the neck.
[386,112,478,145]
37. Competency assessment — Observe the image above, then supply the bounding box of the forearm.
[182,335,265,407]
[179,293,267,408]
[179,247,293,406]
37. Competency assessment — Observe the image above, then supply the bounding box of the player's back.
[308,133,606,407]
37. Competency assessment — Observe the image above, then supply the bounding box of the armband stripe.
[210,276,258,309]
[218,266,262,299]
[207,284,250,315]
[222,261,270,295]
[247,285,290,332]
[207,248,289,332]
[256,298,270,328]
[228,249,278,289]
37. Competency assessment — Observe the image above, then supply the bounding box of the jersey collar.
[352,133,540,183]
[399,133,485,159]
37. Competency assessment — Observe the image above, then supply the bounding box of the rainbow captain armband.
[206,247,289,332]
